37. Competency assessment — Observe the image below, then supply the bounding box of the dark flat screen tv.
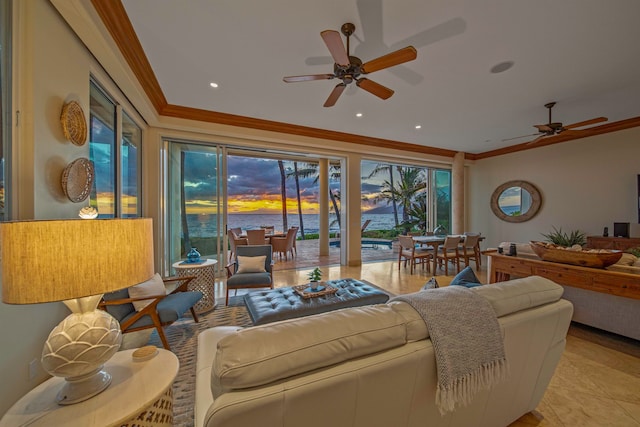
[614,222,630,238]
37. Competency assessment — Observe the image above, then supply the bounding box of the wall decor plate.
[61,158,94,202]
[60,100,88,146]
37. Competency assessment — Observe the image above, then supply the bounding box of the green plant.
[308,267,322,282]
[541,226,586,247]
[626,247,640,257]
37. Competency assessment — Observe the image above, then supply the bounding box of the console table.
[586,236,640,250]
[486,251,640,300]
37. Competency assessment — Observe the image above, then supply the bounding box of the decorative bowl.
[529,241,623,268]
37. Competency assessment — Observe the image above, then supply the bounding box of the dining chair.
[271,227,297,260]
[398,235,433,274]
[246,229,269,245]
[100,274,202,351]
[436,235,462,275]
[458,234,481,269]
[228,229,248,261]
[225,245,273,305]
[464,232,483,267]
[230,227,243,237]
[260,225,275,235]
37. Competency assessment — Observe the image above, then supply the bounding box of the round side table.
[172,258,218,313]
[0,348,179,427]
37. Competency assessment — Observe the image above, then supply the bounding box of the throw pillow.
[421,277,439,290]
[449,266,482,288]
[236,255,267,274]
[128,273,166,311]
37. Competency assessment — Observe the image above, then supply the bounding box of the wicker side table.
[0,349,178,427]
[172,258,218,313]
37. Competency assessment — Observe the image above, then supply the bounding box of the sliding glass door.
[167,141,222,266]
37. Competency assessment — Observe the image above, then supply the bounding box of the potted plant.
[541,226,586,248]
[308,267,323,290]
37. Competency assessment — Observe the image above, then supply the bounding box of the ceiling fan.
[283,23,417,107]
[503,102,608,145]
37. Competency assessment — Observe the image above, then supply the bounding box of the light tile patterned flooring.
[216,255,640,426]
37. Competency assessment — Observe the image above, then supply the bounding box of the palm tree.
[377,167,426,234]
[365,163,400,227]
[287,162,306,239]
[295,161,342,230]
[278,160,288,230]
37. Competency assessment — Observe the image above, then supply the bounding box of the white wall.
[0,0,92,415]
[468,127,640,248]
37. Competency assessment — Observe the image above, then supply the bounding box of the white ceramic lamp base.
[41,296,122,405]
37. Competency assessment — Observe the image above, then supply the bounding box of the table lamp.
[0,218,154,405]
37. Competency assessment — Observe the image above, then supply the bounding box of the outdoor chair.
[398,235,433,274]
[436,235,462,275]
[246,228,269,245]
[228,229,248,261]
[99,274,202,351]
[225,245,274,305]
[230,227,243,237]
[271,227,297,260]
[459,233,481,269]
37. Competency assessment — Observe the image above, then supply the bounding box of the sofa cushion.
[472,276,564,317]
[617,252,637,266]
[212,304,407,397]
[449,266,482,288]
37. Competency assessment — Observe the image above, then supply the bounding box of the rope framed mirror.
[491,180,542,223]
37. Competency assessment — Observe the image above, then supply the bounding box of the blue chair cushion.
[227,272,272,288]
[449,266,482,288]
[103,288,135,321]
[121,291,203,330]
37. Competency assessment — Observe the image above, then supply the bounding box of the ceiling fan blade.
[356,78,394,100]
[320,30,350,67]
[501,132,540,142]
[562,117,608,131]
[323,83,347,107]
[534,124,553,133]
[283,74,335,83]
[361,46,417,74]
[526,134,548,145]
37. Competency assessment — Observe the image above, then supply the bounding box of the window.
[89,81,141,217]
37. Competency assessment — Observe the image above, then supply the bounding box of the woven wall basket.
[60,101,88,146]
[61,158,94,203]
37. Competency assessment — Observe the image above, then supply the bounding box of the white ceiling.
[121,0,640,154]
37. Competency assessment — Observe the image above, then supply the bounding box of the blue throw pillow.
[449,266,482,288]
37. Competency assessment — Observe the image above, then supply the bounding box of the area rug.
[147,301,252,427]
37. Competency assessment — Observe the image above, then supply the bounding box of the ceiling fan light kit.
[284,23,417,107]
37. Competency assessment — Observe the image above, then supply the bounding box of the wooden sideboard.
[586,236,640,250]
[486,251,640,300]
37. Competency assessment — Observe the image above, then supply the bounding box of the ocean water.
[186,213,399,238]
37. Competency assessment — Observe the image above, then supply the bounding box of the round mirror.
[490,180,541,223]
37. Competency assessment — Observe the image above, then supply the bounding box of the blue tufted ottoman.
[243,278,392,325]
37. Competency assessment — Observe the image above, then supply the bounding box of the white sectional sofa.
[195,276,573,427]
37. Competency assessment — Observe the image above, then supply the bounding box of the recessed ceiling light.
[209,82,219,88]
[356,113,363,117]
[490,61,514,74]
[415,125,422,129]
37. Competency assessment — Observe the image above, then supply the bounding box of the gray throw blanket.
[391,286,509,414]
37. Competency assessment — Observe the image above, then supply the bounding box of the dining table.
[411,235,485,276]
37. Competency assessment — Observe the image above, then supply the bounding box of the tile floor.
[216,260,640,426]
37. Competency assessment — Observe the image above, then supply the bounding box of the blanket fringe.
[435,358,509,415]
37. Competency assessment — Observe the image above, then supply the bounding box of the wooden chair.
[246,229,269,245]
[398,235,433,274]
[228,229,248,261]
[464,232,483,267]
[271,227,298,260]
[230,227,243,237]
[436,235,462,275]
[459,234,481,269]
[100,275,201,351]
[225,245,274,305]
